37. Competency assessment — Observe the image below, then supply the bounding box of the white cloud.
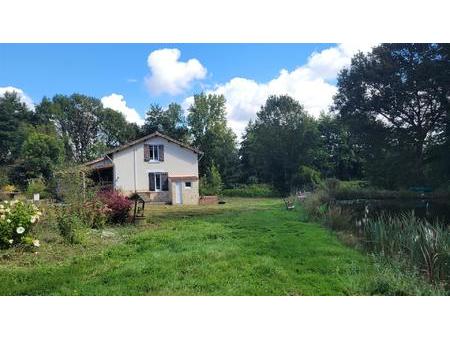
[0,86,35,110]
[183,43,374,138]
[101,93,144,125]
[145,48,207,95]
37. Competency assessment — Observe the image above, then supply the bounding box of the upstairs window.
[145,144,164,162]
[185,182,192,188]
[149,145,159,161]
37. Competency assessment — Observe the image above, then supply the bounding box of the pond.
[336,199,450,226]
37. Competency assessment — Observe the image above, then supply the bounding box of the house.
[85,132,203,205]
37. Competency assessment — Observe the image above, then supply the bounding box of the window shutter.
[161,173,169,191]
[149,173,155,191]
[158,145,164,161]
[144,144,150,162]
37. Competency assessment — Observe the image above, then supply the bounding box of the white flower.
[0,204,4,209]
[36,211,42,216]
[0,215,5,220]
[32,239,40,247]
[3,200,8,204]
[6,219,11,224]
[30,216,37,223]
[5,208,10,213]
[16,226,25,234]
[8,239,13,244]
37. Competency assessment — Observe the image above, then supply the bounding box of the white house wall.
[113,136,199,193]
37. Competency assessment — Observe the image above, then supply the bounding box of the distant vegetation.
[1,44,449,199]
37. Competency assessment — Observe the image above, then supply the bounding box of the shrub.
[26,178,49,199]
[200,163,223,196]
[55,208,86,244]
[302,190,330,221]
[323,205,354,231]
[222,184,279,198]
[2,184,17,192]
[0,200,41,249]
[80,199,110,228]
[98,190,131,224]
[295,165,322,190]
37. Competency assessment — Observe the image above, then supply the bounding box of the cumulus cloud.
[101,93,144,125]
[145,48,207,95]
[184,43,374,138]
[0,86,34,110]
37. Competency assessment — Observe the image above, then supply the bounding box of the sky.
[0,43,373,137]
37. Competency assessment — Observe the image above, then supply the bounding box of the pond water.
[336,199,450,226]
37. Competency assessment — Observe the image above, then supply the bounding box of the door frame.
[175,181,183,204]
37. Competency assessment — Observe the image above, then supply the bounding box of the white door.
[175,181,183,204]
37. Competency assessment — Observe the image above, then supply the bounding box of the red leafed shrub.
[98,190,132,224]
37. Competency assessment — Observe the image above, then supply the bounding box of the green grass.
[0,198,442,295]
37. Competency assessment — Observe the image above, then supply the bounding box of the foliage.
[294,165,322,190]
[26,178,49,200]
[18,130,64,183]
[239,95,321,194]
[0,200,41,248]
[98,190,131,224]
[302,190,330,221]
[55,208,86,244]
[2,184,17,192]
[143,103,189,142]
[199,163,223,196]
[0,92,34,165]
[362,213,449,285]
[333,43,450,187]
[317,113,363,180]
[96,108,139,148]
[222,184,279,198]
[188,93,239,184]
[323,205,354,231]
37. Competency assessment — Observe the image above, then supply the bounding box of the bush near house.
[98,190,132,224]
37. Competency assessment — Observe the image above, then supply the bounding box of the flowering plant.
[0,200,41,248]
[98,190,132,223]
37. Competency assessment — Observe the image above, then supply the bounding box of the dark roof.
[106,131,203,156]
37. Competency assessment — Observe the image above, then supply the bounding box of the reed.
[363,212,449,285]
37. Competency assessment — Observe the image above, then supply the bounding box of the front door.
[175,181,183,204]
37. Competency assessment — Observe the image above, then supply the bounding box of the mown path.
[0,199,390,295]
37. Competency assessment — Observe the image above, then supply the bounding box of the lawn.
[0,198,440,295]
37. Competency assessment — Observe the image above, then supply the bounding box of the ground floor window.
[185,181,192,188]
[149,172,168,192]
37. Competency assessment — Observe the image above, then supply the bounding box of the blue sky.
[0,43,372,136]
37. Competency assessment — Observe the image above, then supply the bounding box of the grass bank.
[0,198,443,295]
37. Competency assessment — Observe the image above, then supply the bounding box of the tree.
[8,130,64,188]
[0,91,34,165]
[143,103,189,142]
[317,113,363,180]
[187,93,239,184]
[333,44,450,185]
[97,108,139,148]
[240,95,321,194]
[44,94,102,163]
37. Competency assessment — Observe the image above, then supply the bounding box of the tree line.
[1,43,449,194]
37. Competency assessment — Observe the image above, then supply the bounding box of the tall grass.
[302,189,449,288]
[363,213,449,284]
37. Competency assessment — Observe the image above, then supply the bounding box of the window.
[149,172,168,192]
[145,144,164,162]
[185,182,192,188]
[149,145,159,161]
